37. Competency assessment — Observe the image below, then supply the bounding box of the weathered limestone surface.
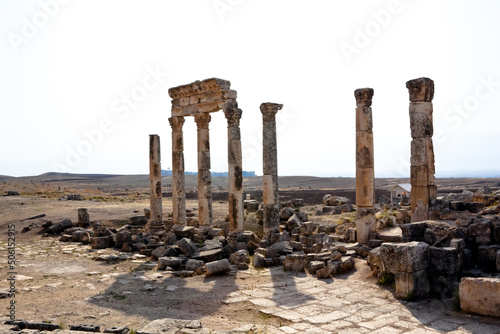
[355,88,375,244]
[460,277,500,317]
[147,134,163,233]
[77,208,89,227]
[194,113,213,226]
[169,117,186,226]
[225,105,244,232]
[407,77,437,222]
[261,102,283,238]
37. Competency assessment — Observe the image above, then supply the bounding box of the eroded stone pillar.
[261,102,283,238]
[147,134,163,232]
[169,116,186,226]
[224,106,244,232]
[407,77,436,222]
[194,113,213,227]
[355,88,375,244]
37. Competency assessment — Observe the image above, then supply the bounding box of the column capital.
[260,103,283,121]
[168,116,185,131]
[354,88,374,107]
[406,77,434,102]
[194,113,211,129]
[224,107,243,127]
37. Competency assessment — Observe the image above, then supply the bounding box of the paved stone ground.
[225,267,500,334]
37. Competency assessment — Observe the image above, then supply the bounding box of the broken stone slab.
[91,236,111,249]
[70,324,101,332]
[177,237,197,257]
[72,230,91,244]
[205,259,230,276]
[173,226,196,239]
[379,241,429,273]
[103,327,130,334]
[328,256,355,275]
[229,249,250,265]
[286,214,302,230]
[460,277,500,317]
[129,215,147,225]
[185,259,205,275]
[139,318,203,334]
[253,252,266,268]
[306,261,325,275]
[300,221,317,236]
[266,241,291,258]
[377,227,402,242]
[151,246,167,259]
[192,248,223,262]
[283,253,306,272]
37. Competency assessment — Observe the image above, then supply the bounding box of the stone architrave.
[169,116,186,226]
[406,78,436,222]
[355,88,375,244]
[224,105,244,232]
[168,78,243,232]
[260,102,283,237]
[147,134,163,232]
[194,113,213,227]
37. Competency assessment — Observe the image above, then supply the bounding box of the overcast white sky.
[1,0,499,178]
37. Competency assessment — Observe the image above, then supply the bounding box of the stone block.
[229,249,250,265]
[409,109,433,138]
[477,245,500,271]
[286,214,302,230]
[192,249,223,263]
[185,259,205,275]
[429,246,459,276]
[129,215,147,225]
[400,222,427,241]
[266,241,291,258]
[72,230,90,244]
[283,253,306,272]
[379,242,429,273]
[395,270,430,299]
[91,236,110,249]
[306,261,325,275]
[177,238,197,257]
[253,253,266,268]
[460,277,500,317]
[280,207,295,220]
[244,200,260,212]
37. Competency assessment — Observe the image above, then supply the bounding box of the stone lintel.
[406,77,434,102]
[172,99,236,117]
[354,88,374,107]
[168,78,231,99]
[171,89,237,108]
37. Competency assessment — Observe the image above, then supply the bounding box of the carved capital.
[406,77,434,102]
[194,113,211,129]
[168,116,185,131]
[354,88,374,106]
[224,107,243,128]
[260,103,283,122]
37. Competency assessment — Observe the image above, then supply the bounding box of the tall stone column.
[407,77,436,222]
[224,106,244,232]
[260,102,283,238]
[194,113,213,227]
[355,88,375,244]
[147,134,163,233]
[169,116,186,226]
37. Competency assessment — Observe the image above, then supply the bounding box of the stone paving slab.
[226,268,500,334]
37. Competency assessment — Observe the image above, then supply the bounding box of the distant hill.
[161,170,256,177]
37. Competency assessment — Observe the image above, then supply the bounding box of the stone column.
[407,77,436,222]
[355,88,375,244]
[194,113,213,227]
[224,106,244,232]
[260,102,283,238]
[169,116,186,226]
[147,134,163,232]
